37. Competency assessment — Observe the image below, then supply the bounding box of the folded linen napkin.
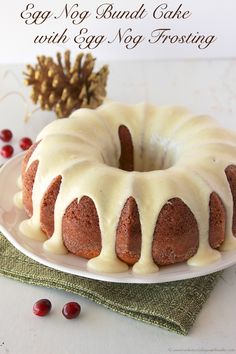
[0,233,221,335]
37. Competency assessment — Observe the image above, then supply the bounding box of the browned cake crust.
[41,176,62,237]
[116,197,141,265]
[152,198,199,265]
[22,141,40,216]
[62,197,102,259]
[119,125,134,171]
[209,192,226,248]
[21,126,236,267]
[225,165,236,235]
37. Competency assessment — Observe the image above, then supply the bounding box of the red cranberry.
[33,299,52,317]
[62,302,81,319]
[1,145,14,158]
[0,129,13,142]
[19,137,33,151]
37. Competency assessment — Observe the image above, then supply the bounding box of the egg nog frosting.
[16,102,236,274]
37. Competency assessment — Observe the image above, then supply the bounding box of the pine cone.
[24,51,109,118]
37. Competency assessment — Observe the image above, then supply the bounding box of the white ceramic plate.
[1,154,236,283]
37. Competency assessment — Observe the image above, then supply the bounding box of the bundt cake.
[16,102,236,274]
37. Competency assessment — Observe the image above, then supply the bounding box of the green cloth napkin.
[0,233,221,335]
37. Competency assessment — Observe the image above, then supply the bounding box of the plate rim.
[1,153,236,284]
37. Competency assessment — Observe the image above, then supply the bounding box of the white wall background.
[0,0,235,63]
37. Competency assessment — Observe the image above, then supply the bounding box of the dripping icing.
[17,102,236,274]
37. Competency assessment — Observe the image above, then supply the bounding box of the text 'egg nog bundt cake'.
[16,102,236,274]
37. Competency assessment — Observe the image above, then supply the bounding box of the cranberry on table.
[1,145,14,158]
[0,129,13,142]
[62,302,81,319]
[19,137,33,151]
[33,299,52,317]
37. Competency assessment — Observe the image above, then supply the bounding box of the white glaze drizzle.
[13,191,23,209]
[17,102,236,274]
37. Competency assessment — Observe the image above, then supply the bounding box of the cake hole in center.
[118,125,174,172]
